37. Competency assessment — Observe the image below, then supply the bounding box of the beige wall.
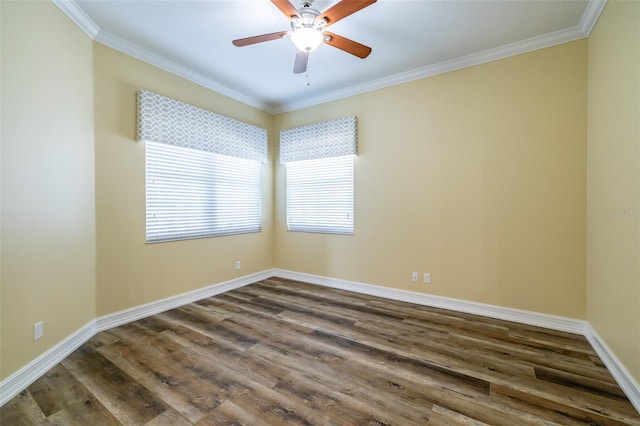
[6,0,638,394]
[275,40,588,319]
[1,1,96,380]
[93,44,274,316]
[587,0,640,383]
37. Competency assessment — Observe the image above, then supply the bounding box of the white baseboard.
[3,268,638,416]
[274,269,640,413]
[0,270,273,407]
[273,269,586,335]
[585,324,640,413]
[95,269,275,332]
[0,320,97,407]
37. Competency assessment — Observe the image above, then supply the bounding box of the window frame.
[285,154,355,235]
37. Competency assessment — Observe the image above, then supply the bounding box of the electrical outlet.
[235,260,241,270]
[424,273,431,284]
[34,321,43,340]
[411,272,418,282]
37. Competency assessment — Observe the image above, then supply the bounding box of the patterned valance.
[137,90,268,163]
[279,116,357,163]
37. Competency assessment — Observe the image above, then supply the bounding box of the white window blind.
[286,155,354,234]
[280,116,357,235]
[146,141,261,243]
[138,90,267,243]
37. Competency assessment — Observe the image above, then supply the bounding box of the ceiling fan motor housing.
[291,6,324,31]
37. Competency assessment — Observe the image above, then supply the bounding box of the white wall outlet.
[424,273,431,284]
[411,272,418,282]
[34,321,43,340]
[235,260,241,270]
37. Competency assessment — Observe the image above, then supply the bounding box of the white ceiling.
[57,0,605,113]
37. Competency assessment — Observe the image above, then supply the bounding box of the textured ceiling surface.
[65,0,602,112]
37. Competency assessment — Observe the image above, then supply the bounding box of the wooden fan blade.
[232,31,289,47]
[319,0,377,27]
[323,31,371,58]
[293,50,308,74]
[271,0,300,19]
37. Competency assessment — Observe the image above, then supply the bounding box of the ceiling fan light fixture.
[291,27,323,52]
[232,0,377,74]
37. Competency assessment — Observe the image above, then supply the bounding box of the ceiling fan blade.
[323,32,372,58]
[271,0,300,19]
[232,31,289,47]
[293,50,308,74]
[319,0,377,27]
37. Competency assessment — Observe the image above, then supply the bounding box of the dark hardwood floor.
[2,277,639,425]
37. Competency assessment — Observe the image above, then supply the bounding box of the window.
[145,141,261,243]
[137,90,267,243]
[286,155,354,234]
[280,116,358,235]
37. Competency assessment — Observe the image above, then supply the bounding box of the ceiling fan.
[232,0,376,74]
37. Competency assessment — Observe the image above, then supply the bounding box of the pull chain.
[306,57,311,86]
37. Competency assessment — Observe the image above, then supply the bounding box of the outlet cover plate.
[34,321,43,340]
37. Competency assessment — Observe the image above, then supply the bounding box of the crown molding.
[53,0,606,115]
[274,23,589,113]
[276,0,607,112]
[51,0,99,39]
[50,0,275,113]
[580,0,607,36]
[94,31,273,113]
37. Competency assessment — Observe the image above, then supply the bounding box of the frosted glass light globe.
[291,27,323,52]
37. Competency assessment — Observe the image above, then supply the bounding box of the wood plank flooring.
[2,277,639,425]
